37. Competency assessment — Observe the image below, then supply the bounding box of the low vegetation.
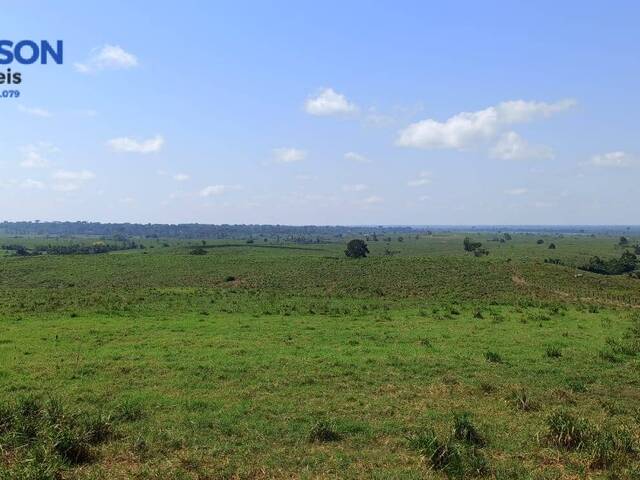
[0,230,639,478]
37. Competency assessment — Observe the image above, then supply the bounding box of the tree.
[537,239,544,245]
[619,236,629,246]
[345,239,369,258]
[548,243,556,249]
[503,233,512,241]
[463,237,482,253]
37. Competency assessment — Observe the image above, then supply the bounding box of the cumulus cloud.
[199,185,240,197]
[305,88,357,116]
[18,105,52,118]
[20,179,45,189]
[52,170,96,192]
[273,147,306,164]
[108,135,164,154]
[344,152,370,163]
[397,99,575,150]
[19,143,59,168]
[75,45,138,73]
[342,183,368,192]
[588,151,636,168]
[407,170,432,187]
[361,195,383,205]
[505,188,528,195]
[490,132,553,160]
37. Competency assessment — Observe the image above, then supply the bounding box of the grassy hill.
[0,233,639,478]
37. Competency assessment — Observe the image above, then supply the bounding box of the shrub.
[189,247,207,255]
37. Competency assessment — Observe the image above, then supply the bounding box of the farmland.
[1,231,639,479]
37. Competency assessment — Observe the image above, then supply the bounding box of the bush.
[189,247,207,255]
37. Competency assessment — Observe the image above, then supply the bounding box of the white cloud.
[407,170,432,187]
[505,188,528,196]
[362,195,383,205]
[397,99,575,150]
[342,183,368,192]
[20,179,45,189]
[108,135,164,154]
[490,132,553,160]
[52,170,95,192]
[19,143,59,168]
[305,88,357,116]
[199,185,240,197]
[173,173,190,181]
[273,147,306,164]
[588,151,636,168]
[53,170,96,181]
[75,45,138,73]
[344,152,370,163]
[18,105,52,118]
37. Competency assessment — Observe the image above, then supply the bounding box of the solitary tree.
[548,243,557,249]
[345,239,369,258]
[463,237,482,253]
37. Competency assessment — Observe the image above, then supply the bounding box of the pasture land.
[0,233,639,479]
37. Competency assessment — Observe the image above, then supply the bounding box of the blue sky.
[1,1,639,225]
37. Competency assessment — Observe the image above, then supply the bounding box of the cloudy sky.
[1,1,639,225]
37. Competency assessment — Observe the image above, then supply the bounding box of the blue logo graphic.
[0,40,63,65]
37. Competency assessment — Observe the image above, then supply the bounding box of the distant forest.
[0,221,423,239]
[0,222,638,239]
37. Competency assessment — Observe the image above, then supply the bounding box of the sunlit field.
[1,233,639,479]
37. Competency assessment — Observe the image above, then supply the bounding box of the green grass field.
[1,233,639,479]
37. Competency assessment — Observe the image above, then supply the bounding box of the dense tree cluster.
[2,240,140,257]
[0,221,424,239]
[580,251,638,275]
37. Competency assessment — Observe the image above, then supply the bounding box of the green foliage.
[0,397,113,477]
[463,237,482,253]
[452,412,485,447]
[546,410,591,450]
[581,251,638,275]
[484,351,503,363]
[308,420,341,443]
[344,239,369,258]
